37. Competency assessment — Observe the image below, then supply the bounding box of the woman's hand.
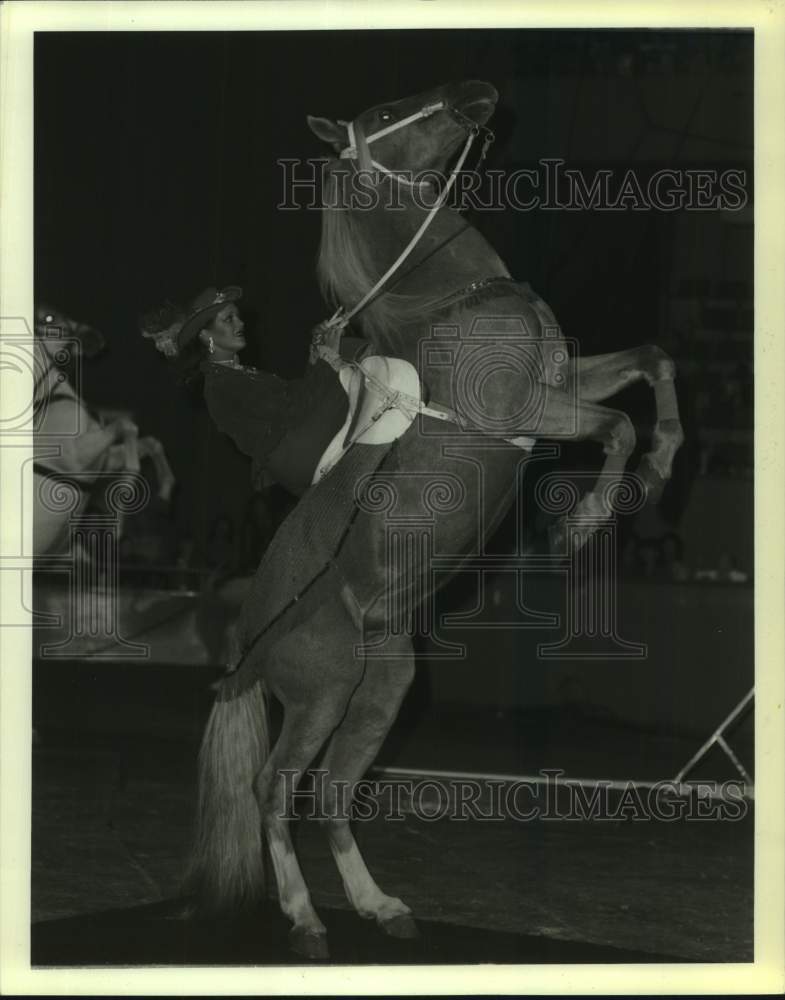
[309,319,343,363]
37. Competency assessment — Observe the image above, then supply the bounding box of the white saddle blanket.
[313,356,421,484]
[312,354,536,485]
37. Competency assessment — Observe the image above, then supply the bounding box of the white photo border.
[1,1,783,995]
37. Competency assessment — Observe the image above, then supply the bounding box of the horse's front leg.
[571,346,684,500]
[70,424,122,471]
[117,417,141,474]
[138,436,176,501]
[78,417,141,475]
[525,388,640,551]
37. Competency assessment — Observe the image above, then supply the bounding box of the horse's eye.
[379,109,394,123]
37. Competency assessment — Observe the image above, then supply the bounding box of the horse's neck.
[359,195,509,300]
[36,365,77,403]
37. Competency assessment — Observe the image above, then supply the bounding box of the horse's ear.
[307,115,346,150]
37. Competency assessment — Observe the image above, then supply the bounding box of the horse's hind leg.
[522,388,639,550]
[571,346,684,500]
[317,635,418,938]
[253,599,365,960]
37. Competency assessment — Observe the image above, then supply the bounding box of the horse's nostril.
[451,81,498,127]
[459,80,499,104]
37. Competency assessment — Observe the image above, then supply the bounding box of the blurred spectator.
[622,532,661,579]
[717,551,749,584]
[661,532,691,582]
[623,532,691,582]
[636,539,661,580]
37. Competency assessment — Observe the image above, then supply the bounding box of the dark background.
[31,32,755,952]
[35,28,753,557]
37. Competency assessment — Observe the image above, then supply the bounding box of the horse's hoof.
[289,927,329,961]
[636,454,667,504]
[550,517,595,555]
[380,913,420,940]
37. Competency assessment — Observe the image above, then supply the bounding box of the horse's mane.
[316,171,441,351]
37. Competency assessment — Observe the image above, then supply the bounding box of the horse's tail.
[185,678,269,913]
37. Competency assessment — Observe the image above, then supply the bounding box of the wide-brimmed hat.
[177,286,243,350]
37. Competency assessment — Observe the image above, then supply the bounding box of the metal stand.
[672,688,754,796]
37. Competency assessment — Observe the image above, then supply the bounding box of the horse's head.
[308,80,498,177]
[309,81,500,349]
[35,303,106,359]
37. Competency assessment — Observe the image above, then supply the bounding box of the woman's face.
[203,304,245,354]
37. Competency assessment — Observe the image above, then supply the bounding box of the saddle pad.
[313,356,422,484]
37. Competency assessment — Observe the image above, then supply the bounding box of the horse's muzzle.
[451,80,499,125]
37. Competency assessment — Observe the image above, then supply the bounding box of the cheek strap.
[351,120,374,174]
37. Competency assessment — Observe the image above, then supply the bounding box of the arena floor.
[30,659,753,966]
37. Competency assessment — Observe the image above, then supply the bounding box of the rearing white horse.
[33,303,172,557]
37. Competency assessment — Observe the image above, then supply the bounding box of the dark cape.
[197,340,397,701]
[201,339,367,495]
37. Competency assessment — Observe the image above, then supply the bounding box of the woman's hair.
[175,331,208,392]
[139,298,209,395]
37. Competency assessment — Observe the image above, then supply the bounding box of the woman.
[141,285,367,496]
[141,285,369,668]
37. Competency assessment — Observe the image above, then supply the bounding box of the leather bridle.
[338,100,494,184]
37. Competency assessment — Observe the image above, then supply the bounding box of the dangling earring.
[208,336,215,354]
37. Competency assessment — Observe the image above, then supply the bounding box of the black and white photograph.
[1,1,783,994]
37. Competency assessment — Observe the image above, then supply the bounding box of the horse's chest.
[419,292,570,425]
